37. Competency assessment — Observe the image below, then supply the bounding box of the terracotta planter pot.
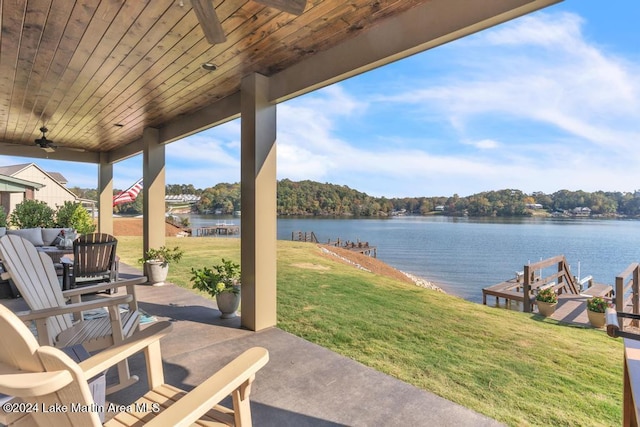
[537,301,557,317]
[587,309,606,328]
[216,288,241,319]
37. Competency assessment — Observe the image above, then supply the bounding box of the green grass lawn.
[117,236,623,427]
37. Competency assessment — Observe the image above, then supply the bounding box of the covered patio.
[0,1,577,425]
[0,0,563,332]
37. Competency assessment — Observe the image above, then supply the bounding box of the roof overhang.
[0,174,45,192]
[0,0,562,165]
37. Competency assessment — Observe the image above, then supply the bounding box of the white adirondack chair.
[0,234,144,393]
[0,304,269,426]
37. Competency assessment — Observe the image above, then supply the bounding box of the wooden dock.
[548,294,607,325]
[192,224,240,236]
[482,255,613,314]
[292,231,318,243]
[484,260,640,331]
[345,243,377,257]
[329,239,377,257]
[293,232,377,257]
[482,277,533,307]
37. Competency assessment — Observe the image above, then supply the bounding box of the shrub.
[56,201,96,234]
[191,258,241,296]
[0,206,7,227]
[536,287,558,304]
[10,200,55,228]
[587,297,607,313]
[139,246,184,267]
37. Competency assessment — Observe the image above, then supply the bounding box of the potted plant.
[535,287,558,316]
[586,296,607,328]
[191,258,241,318]
[139,246,184,286]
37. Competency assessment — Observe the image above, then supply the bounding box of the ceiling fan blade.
[61,147,86,152]
[191,0,226,44]
[254,0,307,15]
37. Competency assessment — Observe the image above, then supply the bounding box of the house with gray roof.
[0,163,78,216]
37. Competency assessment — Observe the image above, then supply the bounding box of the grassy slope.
[117,237,622,426]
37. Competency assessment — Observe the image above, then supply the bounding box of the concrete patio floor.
[1,264,503,426]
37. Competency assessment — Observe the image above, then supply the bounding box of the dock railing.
[523,255,578,313]
[608,264,640,427]
[292,231,318,243]
[615,263,640,328]
[578,275,593,292]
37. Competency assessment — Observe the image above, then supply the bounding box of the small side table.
[35,246,73,290]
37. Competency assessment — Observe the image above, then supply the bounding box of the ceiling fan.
[189,0,307,44]
[0,126,86,154]
[31,126,85,153]
[35,127,57,152]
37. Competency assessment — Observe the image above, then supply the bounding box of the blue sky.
[4,1,640,198]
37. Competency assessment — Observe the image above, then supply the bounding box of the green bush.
[0,206,7,227]
[10,200,55,228]
[535,287,558,303]
[191,258,241,296]
[587,296,607,313]
[139,246,184,267]
[55,201,95,234]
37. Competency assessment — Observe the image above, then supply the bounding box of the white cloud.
[466,139,499,150]
[479,12,585,48]
[162,122,241,187]
[167,135,239,167]
[360,11,640,195]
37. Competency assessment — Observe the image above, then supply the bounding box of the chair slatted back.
[73,233,117,279]
[0,305,99,426]
[0,235,72,342]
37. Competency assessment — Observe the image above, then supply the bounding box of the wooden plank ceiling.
[0,0,425,156]
[0,0,562,163]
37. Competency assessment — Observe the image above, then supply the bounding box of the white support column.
[142,128,166,255]
[241,73,277,331]
[97,154,113,235]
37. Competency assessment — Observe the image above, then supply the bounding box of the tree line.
[72,180,640,218]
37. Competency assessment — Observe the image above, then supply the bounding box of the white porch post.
[97,154,113,235]
[142,127,166,255]
[241,72,277,331]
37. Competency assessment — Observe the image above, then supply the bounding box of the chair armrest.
[0,362,72,397]
[61,276,146,297]
[144,347,269,427]
[16,294,133,321]
[79,321,173,379]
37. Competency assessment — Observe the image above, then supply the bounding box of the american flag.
[113,178,143,206]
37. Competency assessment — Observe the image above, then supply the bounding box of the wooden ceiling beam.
[191,0,226,44]
[0,144,100,163]
[254,0,307,15]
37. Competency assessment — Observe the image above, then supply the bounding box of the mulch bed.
[318,244,414,284]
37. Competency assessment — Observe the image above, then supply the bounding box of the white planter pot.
[145,261,169,286]
[215,288,241,318]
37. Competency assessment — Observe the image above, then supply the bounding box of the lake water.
[187,214,640,303]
